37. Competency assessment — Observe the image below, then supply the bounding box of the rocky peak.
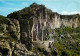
[7,3,80,36]
[30,3,39,7]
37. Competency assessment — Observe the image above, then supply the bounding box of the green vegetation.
[0,15,18,42]
[55,28,63,35]
[55,27,80,35]
[53,36,80,56]
[0,3,80,56]
[0,15,11,25]
[0,15,6,24]
[0,26,4,33]
[0,15,5,20]
[0,35,16,42]
[60,14,80,20]
[53,27,80,56]
[32,47,51,56]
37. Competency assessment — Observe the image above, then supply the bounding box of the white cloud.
[78,0,80,3]
[1,1,17,6]
[60,11,80,15]
[52,9,57,12]
[8,8,21,10]
[22,2,28,5]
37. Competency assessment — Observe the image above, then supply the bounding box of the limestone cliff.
[0,16,30,56]
[7,3,80,36]
[0,3,80,56]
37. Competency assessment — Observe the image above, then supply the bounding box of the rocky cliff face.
[0,16,30,56]
[0,3,80,56]
[7,3,80,36]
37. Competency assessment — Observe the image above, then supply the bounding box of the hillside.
[0,3,80,56]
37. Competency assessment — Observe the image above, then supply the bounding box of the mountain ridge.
[7,3,80,34]
[0,3,80,56]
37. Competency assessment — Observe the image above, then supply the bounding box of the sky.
[0,0,80,16]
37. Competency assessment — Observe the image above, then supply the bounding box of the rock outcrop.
[7,3,80,37]
[0,17,29,56]
[0,40,12,56]
[0,3,80,56]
